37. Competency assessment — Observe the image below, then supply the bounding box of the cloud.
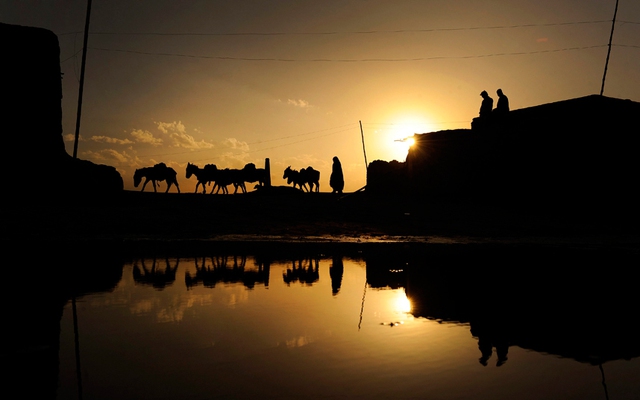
[222,138,249,151]
[154,121,214,149]
[287,99,312,109]
[536,38,548,43]
[63,133,83,142]
[91,135,134,145]
[82,149,135,164]
[130,129,163,146]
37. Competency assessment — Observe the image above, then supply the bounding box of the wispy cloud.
[287,99,312,109]
[155,121,214,149]
[130,129,163,146]
[91,135,134,145]
[82,149,136,164]
[222,137,249,151]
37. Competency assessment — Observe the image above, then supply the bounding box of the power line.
[58,19,610,37]
[89,44,609,62]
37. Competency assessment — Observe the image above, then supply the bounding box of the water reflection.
[7,244,640,399]
[133,257,178,289]
[185,255,270,289]
[283,256,319,286]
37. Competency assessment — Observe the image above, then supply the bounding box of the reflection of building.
[5,247,124,399]
[186,255,270,289]
[365,253,406,289]
[404,244,640,365]
[3,22,122,201]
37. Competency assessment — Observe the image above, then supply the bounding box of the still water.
[15,245,640,399]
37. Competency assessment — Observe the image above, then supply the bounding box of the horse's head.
[283,166,292,179]
[186,163,195,179]
[133,169,142,187]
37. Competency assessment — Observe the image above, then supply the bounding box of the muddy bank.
[6,189,639,248]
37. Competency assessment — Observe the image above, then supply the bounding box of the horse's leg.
[175,181,180,194]
[141,179,150,192]
[152,180,158,192]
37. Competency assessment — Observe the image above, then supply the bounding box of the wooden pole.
[600,0,619,96]
[359,120,368,172]
[73,0,93,159]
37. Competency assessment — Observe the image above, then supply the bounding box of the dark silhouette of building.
[2,22,122,202]
[368,95,640,218]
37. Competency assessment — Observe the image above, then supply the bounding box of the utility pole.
[73,0,93,158]
[600,0,619,96]
[359,120,368,174]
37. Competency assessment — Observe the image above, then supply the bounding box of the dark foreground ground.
[7,188,640,250]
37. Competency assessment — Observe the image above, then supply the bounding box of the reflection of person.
[330,256,344,295]
[479,91,493,117]
[330,156,344,194]
[471,318,509,367]
[494,89,509,114]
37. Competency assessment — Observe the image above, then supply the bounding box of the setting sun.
[385,116,433,161]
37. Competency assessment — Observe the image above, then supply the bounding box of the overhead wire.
[58,19,612,37]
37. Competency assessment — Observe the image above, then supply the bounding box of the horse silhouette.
[134,163,180,193]
[241,163,268,187]
[187,162,267,194]
[186,162,215,194]
[283,166,320,192]
[210,166,246,194]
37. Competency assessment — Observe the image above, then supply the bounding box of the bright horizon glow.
[384,115,432,161]
[3,1,639,193]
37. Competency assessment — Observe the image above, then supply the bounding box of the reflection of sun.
[394,292,412,313]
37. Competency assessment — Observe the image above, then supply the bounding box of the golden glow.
[386,115,433,161]
[394,291,412,313]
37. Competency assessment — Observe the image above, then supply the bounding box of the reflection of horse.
[134,163,180,193]
[283,166,320,192]
[133,257,179,290]
[185,255,270,289]
[283,257,320,285]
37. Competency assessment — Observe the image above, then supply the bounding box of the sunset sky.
[3,0,639,192]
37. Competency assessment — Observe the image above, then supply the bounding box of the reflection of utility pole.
[73,0,93,158]
[358,278,367,331]
[600,0,619,96]
[72,295,84,400]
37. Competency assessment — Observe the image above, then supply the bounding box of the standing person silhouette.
[479,90,493,118]
[495,89,509,114]
[329,156,344,194]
